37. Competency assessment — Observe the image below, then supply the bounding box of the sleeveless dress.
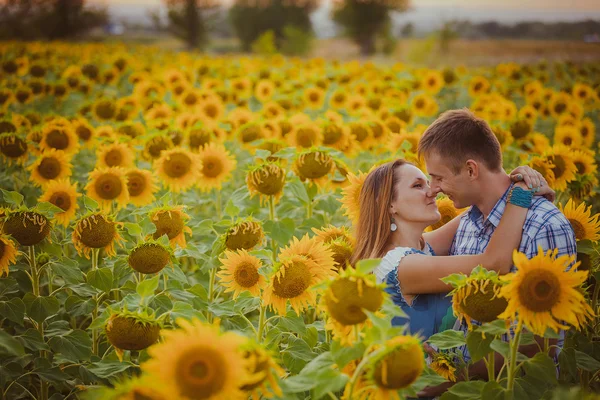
[374,243,456,339]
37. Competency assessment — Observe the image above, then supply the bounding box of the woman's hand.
[509,166,555,202]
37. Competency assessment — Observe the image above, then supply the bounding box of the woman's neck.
[387,221,427,251]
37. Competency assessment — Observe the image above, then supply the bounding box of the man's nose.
[429,185,442,197]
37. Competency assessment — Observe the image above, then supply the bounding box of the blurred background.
[1,0,599,65]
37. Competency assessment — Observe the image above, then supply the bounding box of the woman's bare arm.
[399,182,531,295]
[423,214,463,256]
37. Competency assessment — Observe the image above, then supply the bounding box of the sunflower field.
[0,41,599,400]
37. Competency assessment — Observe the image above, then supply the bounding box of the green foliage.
[251,30,278,55]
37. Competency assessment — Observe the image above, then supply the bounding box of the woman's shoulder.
[374,244,433,283]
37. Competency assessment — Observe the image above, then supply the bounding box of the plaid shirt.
[450,184,577,362]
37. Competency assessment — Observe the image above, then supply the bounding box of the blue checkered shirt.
[450,184,577,362]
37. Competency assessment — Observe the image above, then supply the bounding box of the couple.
[351,109,576,390]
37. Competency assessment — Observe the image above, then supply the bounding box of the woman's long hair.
[350,159,409,265]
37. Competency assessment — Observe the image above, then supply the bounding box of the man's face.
[424,152,476,209]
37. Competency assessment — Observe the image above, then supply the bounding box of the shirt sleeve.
[525,223,577,267]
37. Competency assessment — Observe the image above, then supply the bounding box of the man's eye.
[414,184,422,188]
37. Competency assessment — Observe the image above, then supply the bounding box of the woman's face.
[390,164,441,227]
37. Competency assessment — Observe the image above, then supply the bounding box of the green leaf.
[87,360,137,378]
[522,352,557,384]
[35,201,65,218]
[428,329,466,350]
[0,298,26,326]
[123,222,142,236]
[0,189,24,207]
[51,258,85,284]
[87,267,113,293]
[466,330,494,362]
[83,195,99,211]
[574,350,600,372]
[136,274,160,298]
[440,380,486,400]
[480,381,506,400]
[23,293,60,323]
[330,340,365,369]
[17,329,50,351]
[489,339,528,362]
[355,258,381,275]
[224,199,240,218]
[288,179,310,204]
[0,330,25,357]
[264,218,295,247]
[478,320,509,336]
[34,365,70,383]
[48,330,92,363]
[576,240,595,255]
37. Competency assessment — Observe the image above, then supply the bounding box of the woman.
[350,159,549,339]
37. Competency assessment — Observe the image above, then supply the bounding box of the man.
[416,108,576,393]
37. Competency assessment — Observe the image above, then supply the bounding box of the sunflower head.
[38,179,80,227]
[498,247,594,336]
[339,170,369,225]
[246,161,286,204]
[294,150,334,183]
[155,147,202,193]
[0,234,18,277]
[2,210,51,246]
[426,197,466,232]
[128,240,174,274]
[72,212,123,259]
[85,166,130,211]
[150,205,192,249]
[96,375,172,400]
[239,340,283,399]
[0,132,28,165]
[197,142,237,192]
[105,309,162,355]
[443,266,508,330]
[96,142,136,169]
[40,123,79,155]
[367,335,424,392]
[559,199,600,242]
[430,352,457,382]
[224,219,264,251]
[217,248,266,298]
[143,134,174,160]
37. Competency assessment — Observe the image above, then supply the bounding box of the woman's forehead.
[396,164,427,181]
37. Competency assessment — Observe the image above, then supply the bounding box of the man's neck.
[474,172,512,219]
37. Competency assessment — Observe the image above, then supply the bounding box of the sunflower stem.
[215,189,222,220]
[506,320,524,397]
[543,337,549,354]
[487,349,496,382]
[91,248,100,357]
[29,246,49,400]
[207,267,217,323]
[257,303,267,342]
[347,345,383,400]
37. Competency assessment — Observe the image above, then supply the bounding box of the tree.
[164,0,219,50]
[229,0,319,52]
[0,0,107,40]
[331,0,409,56]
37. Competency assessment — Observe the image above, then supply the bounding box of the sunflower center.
[574,162,586,175]
[296,126,318,148]
[249,166,285,196]
[94,173,124,200]
[175,347,227,399]
[0,240,5,259]
[96,101,117,120]
[76,125,92,141]
[225,222,262,250]
[325,278,383,325]
[554,102,566,115]
[3,211,50,246]
[323,125,342,144]
[204,104,218,119]
[202,156,223,178]
[233,262,260,288]
[568,218,586,241]
[296,152,333,180]
[0,135,28,158]
[152,211,185,240]
[164,152,192,178]
[373,344,423,390]
[76,214,116,249]
[106,315,160,351]
[189,129,212,150]
[128,243,171,274]
[240,125,263,143]
[517,269,561,312]
[104,149,123,167]
[549,155,566,178]
[458,283,508,323]
[146,137,172,159]
[46,129,69,150]
[127,171,147,197]
[49,191,71,212]
[272,260,312,299]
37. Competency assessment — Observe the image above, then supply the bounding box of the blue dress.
[374,244,456,339]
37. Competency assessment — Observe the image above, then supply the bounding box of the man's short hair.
[418,108,503,174]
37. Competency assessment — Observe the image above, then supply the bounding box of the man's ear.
[465,159,479,180]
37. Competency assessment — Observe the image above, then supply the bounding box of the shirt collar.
[467,183,513,228]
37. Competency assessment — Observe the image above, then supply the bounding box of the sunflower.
[142,318,249,400]
[254,79,276,103]
[187,125,217,151]
[491,126,514,151]
[0,235,18,277]
[321,122,350,150]
[262,254,323,316]
[411,93,437,117]
[509,119,532,140]
[430,352,457,382]
[498,247,594,336]
[128,241,174,274]
[0,132,28,165]
[329,89,348,109]
[359,335,425,399]
[304,87,326,110]
[390,131,420,152]
[96,142,136,169]
[217,249,266,298]
[38,179,80,227]
[579,118,595,148]
[237,122,266,147]
[571,150,597,176]
[287,122,323,149]
[542,145,577,191]
[321,267,385,345]
[155,147,202,193]
[39,123,79,155]
[426,197,466,232]
[150,206,193,249]
[312,225,354,246]
[239,341,283,400]
[199,98,225,122]
[340,170,368,225]
[554,125,582,148]
[126,168,158,206]
[86,167,130,211]
[278,234,337,276]
[97,375,172,400]
[143,135,174,161]
[559,199,600,242]
[421,70,444,94]
[468,76,490,97]
[528,156,556,187]
[518,104,538,124]
[443,266,508,330]
[294,150,334,186]
[224,219,264,251]
[105,310,161,359]
[71,118,96,147]
[2,210,51,246]
[246,161,286,205]
[549,92,570,118]
[72,212,124,259]
[196,142,236,192]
